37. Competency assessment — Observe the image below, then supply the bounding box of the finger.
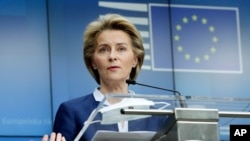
[50,132,56,141]
[56,133,62,141]
[62,136,66,141]
[42,134,48,141]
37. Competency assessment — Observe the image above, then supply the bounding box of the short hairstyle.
[83,14,145,84]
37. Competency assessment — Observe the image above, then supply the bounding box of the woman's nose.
[109,49,117,61]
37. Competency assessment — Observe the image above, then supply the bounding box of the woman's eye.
[99,47,108,53]
[118,47,126,52]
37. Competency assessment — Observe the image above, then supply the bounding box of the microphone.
[126,79,181,96]
[126,79,187,108]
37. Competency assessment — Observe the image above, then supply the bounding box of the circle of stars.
[174,14,218,63]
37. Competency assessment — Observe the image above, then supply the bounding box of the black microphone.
[126,79,187,108]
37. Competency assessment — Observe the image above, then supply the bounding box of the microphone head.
[126,79,136,85]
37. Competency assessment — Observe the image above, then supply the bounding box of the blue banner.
[150,4,242,73]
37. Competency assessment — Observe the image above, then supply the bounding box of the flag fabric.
[150,4,242,73]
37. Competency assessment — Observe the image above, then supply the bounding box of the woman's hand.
[42,132,66,141]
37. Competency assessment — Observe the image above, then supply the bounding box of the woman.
[43,13,166,141]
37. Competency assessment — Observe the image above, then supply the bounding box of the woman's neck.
[99,81,129,95]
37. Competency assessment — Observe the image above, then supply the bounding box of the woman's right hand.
[42,132,66,141]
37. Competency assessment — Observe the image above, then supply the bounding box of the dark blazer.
[53,93,167,141]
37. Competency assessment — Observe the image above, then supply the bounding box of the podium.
[75,94,250,141]
[120,95,250,141]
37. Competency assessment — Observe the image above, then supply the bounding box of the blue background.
[0,0,250,140]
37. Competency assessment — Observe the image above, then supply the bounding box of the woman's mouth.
[108,66,120,70]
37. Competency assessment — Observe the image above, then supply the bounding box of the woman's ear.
[92,60,97,70]
[133,57,138,68]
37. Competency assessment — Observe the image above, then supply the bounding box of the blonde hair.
[83,14,145,84]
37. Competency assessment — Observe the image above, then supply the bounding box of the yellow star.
[174,35,180,41]
[210,46,216,53]
[177,45,183,52]
[192,14,198,21]
[201,18,207,24]
[204,54,210,60]
[176,24,182,31]
[182,17,188,23]
[212,36,218,43]
[185,54,190,60]
[209,26,215,32]
[194,57,200,63]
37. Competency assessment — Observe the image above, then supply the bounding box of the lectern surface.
[91,130,155,141]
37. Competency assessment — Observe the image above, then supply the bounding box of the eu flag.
[150,4,242,73]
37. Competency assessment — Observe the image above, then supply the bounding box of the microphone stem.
[136,82,181,96]
[127,80,187,108]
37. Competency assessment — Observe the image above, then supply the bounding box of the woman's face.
[92,30,138,84]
